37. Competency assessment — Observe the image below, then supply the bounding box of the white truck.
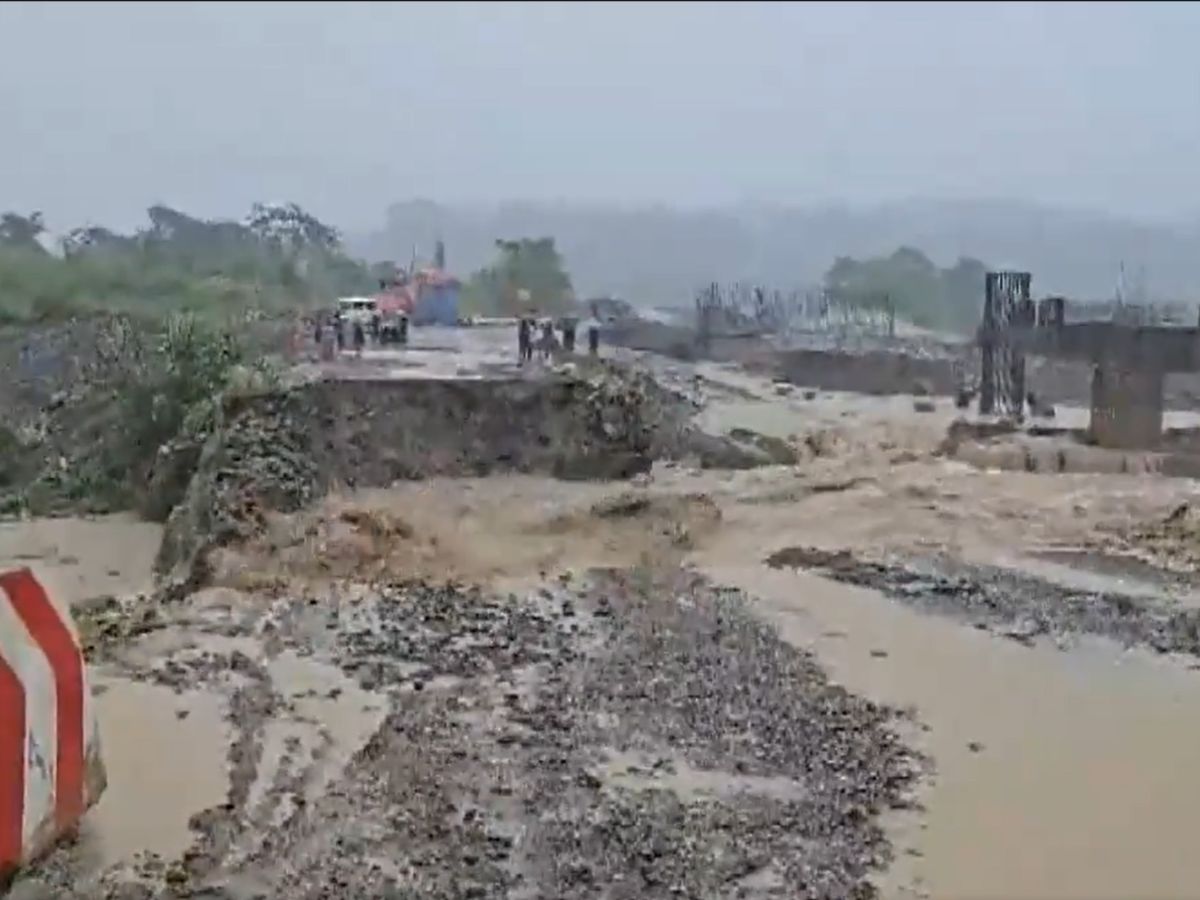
[336,296,378,327]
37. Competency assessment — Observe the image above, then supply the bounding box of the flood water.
[706,563,1200,900]
[674,362,1200,898]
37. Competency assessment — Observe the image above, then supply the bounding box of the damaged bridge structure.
[979,271,1200,450]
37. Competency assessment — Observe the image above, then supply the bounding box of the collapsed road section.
[154,360,789,593]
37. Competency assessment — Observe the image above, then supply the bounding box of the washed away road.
[7,336,1200,899]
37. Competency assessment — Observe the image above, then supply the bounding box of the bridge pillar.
[1089,364,1164,450]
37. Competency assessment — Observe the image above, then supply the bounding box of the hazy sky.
[4,1,1200,230]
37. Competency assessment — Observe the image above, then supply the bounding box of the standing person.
[334,314,345,353]
[319,323,336,362]
[540,319,555,361]
[585,313,601,355]
[352,320,365,357]
[518,316,532,364]
[312,317,324,361]
[561,317,577,352]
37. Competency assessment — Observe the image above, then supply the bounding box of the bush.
[35,312,276,518]
[110,313,246,468]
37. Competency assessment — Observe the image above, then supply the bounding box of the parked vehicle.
[336,296,378,327]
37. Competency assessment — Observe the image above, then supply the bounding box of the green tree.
[463,237,574,315]
[0,202,376,323]
[0,211,47,253]
[823,247,988,333]
[941,256,988,329]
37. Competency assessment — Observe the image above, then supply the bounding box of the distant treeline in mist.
[0,205,374,323]
[355,198,1200,331]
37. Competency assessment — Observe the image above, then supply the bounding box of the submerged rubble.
[766,546,1200,656]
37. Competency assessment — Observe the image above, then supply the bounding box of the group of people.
[517,314,601,364]
[312,311,368,361]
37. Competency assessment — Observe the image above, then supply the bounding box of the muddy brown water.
[79,675,230,868]
[281,462,1200,900]
[705,564,1200,900]
[0,514,161,608]
[682,365,1200,899]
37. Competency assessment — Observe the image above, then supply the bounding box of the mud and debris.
[15,570,918,900]
[155,361,785,593]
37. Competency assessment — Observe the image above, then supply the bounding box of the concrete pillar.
[1089,364,1164,449]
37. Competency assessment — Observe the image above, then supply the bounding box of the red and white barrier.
[0,568,106,882]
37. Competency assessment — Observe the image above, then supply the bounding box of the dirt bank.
[155,364,788,590]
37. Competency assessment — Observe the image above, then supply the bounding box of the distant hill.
[349,198,1200,309]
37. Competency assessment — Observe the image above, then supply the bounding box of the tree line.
[0,204,374,323]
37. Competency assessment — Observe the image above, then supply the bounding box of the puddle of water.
[703,563,1200,900]
[265,651,385,795]
[80,674,230,867]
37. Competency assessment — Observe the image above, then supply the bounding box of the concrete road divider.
[0,567,106,885]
